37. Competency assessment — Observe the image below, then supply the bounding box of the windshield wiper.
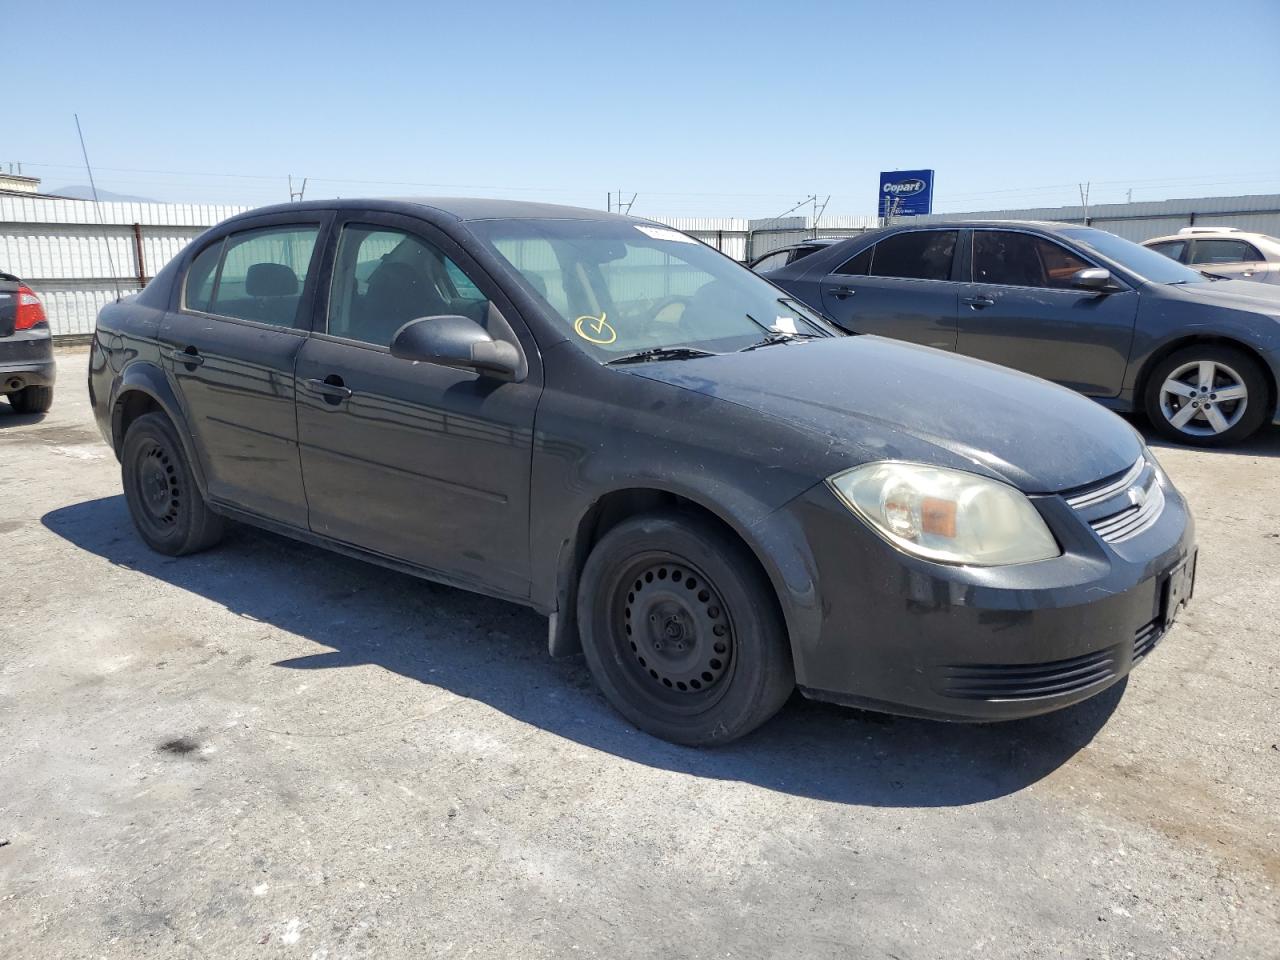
[604,346,718,366]
[738,331,821,352]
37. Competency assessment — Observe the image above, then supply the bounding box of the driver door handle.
[303,376,353,403]
[962,295,995,309]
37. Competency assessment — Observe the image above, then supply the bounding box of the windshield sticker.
[772,316,798,334]
[574,312,617,345]
[635,225,697,244]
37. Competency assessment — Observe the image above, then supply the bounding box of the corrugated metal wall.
[0,196,249,336]
[908,193,1280,243]
[5,193,1279,337]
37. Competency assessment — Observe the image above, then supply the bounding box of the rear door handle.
[169,346,204,367]
[962,295,995,309]
[303,376,353,403]
[829,285,857,300]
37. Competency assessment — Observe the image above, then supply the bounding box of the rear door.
[817,229,960,351]
[158,213,331,527]
[955,228,1138,397]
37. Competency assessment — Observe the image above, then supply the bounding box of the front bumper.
[781,466,1196,721]
[0,326,56,393]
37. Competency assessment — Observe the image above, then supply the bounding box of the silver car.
[1144,227,1280,284]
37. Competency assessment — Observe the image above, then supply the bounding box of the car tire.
[8,384,53,414]
[121,412,225,556]
[1144,345,1269,447]
[576,510,794,746]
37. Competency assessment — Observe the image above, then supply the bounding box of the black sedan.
[90,200,1195,744]
[766,221,1280,446]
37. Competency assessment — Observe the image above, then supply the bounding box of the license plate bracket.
[1161,550,1197,629]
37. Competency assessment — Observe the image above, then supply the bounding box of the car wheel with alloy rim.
[1144,345,1268,447]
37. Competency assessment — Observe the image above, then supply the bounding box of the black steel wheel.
[577,510,794,745]
[121,412,225,556]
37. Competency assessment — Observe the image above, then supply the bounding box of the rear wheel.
[8,384,53,414]
[1144,345,1269,447]
[121,412,225,555]
[577,510,794,746]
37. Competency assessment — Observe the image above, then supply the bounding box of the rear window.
[185,225,320,327]
[850,231,957,281]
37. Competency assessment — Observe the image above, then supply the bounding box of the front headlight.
[827,462,1060,566]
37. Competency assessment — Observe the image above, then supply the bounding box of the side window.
[328,225,489,347]
[1035,238,1092,288]
[1149,240,1186,262]
[183,240,223,312]
[751,250,790,273]
[208,225,319,327]
[834,246,873,276]
[973,232,1092,288]
[1191,239,1260,264]
[868,231,957,281]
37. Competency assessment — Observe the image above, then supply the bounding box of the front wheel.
[1144,345,1269,447]
[577,511,794,746]
[121,412,225,556]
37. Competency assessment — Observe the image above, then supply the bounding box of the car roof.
[1144,229,1278,244]
[219,197,639,224]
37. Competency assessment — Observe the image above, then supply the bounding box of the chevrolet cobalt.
[90,200,1196,744]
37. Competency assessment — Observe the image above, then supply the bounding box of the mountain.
[46,185,157,203]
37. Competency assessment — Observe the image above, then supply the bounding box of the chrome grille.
[1065,458,1165,544]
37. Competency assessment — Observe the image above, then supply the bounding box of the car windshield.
[1059,227,1208,284]
[469,218,835,360]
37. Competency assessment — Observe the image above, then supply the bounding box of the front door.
[159,216,328,527]
[294,215,541,598]
[955,229,1139,397]
[817,229,960,351]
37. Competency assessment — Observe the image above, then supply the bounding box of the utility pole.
[811,195,830,238]
[1078,182,1091,224]
[289,175,308,202]
[609,190,637,215]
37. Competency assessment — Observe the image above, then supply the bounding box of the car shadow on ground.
[0,405,48,427]
[44,495,1129,809]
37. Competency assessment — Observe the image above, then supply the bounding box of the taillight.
[15,285,47,330]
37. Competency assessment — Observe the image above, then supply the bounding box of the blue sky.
[11,0,1280,218]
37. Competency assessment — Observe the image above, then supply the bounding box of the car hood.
[1164,277,1280,311]
[627,336,1142,493]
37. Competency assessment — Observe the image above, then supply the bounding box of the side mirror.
[390,315,522,378]
[1071,267,1115,292]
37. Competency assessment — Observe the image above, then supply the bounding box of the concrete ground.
[1,349,1276,960]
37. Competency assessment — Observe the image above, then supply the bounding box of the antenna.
[75,114,123,302]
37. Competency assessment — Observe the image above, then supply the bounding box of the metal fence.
[5,192,1279,338]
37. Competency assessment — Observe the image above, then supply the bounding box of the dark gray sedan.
[766,221,1280,446]
[89,200,1196,745]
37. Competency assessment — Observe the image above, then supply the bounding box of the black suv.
[90,200,1195,744]
[0,272,55,413]
[767,222,1280,446]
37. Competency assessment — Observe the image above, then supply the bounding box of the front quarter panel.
[1127,283,1280,416]
[529,344,832,655]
